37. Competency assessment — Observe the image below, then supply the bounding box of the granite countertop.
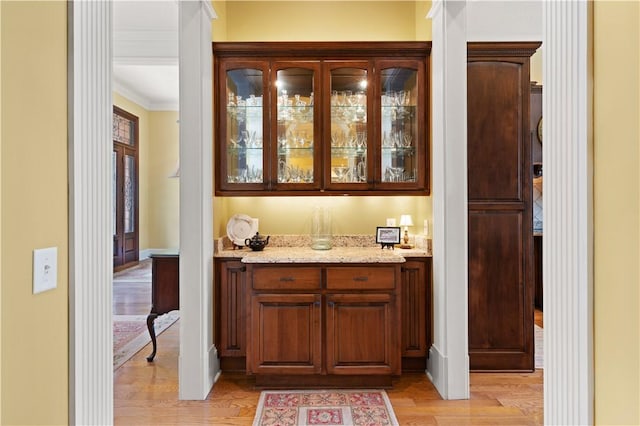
[214,235,431,263]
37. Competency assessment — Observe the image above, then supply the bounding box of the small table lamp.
[399,214,414,249]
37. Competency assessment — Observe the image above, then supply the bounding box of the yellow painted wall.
[219,195,431,239]
[225,1,418,41]
[113,94,180,251]
[148,111,180,250]
[530,49,542,84]
[214,1,433,240]
[212,0,228,41]
[0,1,3,420]
[0,2,68,424]
[416,0,433,41]
[113,93,151,251]
[593,1,640,424]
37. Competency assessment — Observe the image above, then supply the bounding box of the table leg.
[146,313,158,362]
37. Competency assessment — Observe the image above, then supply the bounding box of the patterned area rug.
[253,390,399,426]
[113,311,179,370]
[535,324,544,369]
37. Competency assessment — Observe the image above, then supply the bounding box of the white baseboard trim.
[427,344,446,397]
[208,344,220,390]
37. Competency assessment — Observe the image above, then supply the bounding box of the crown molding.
[113,80,152,110]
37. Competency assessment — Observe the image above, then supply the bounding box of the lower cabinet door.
[249,293,322,375]
[325,293,400,375]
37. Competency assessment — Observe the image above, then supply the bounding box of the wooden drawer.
[252,266,322,291]
[326,266,396,290]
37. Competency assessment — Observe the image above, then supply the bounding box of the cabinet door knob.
[279,276,295,282]
[353,276,368,282]
[327,301,335,307]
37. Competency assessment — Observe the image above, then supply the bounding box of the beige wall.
[0,2,68,424]
[113,94,180,252]
[148,111,180,250]
[594,1,640,424]
[213,1,433,240]
[225,1,418,41]
[219,195,431,238]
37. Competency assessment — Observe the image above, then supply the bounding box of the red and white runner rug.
[253,389,399,426]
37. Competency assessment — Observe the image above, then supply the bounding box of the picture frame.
[376,226,401,249]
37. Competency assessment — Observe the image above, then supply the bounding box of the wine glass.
[333,166,350,183]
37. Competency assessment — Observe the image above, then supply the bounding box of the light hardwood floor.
[114,262,543,425]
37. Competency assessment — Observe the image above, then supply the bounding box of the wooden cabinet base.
[402,357,428,373]
[255,374,393,390]
[220,356,246,372]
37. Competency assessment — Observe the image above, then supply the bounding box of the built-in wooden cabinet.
[213,42,431,196]
[467,42,540,371]
[215,256,432,382]
[246,263,401,388]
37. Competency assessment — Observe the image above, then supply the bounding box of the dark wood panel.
[401,260,427,357]
[250,293,322,375]
[326,293,399,375]
[467,61,523,201]
[468,212,524,348]
[326,266,396,290]
[219,260,246,356]
[251,266,322,291]
[468,211,533,371]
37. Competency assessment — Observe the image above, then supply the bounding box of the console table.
[146,253,179,362]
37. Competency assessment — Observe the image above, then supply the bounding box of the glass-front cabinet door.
[323,62,373,190]
[375,59,427,190]
[219,61,269,191]
[271,62,322,190]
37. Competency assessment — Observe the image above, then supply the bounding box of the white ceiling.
[113,0,179,111]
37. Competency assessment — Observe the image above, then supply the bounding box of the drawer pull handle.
[279,276,295,282]
[353,276,369,282]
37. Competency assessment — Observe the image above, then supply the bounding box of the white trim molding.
[67,0,113,423]
[427,0,470,400]
[177,0,217,400]
[543,1,594,424]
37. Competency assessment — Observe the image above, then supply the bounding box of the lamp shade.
[399,214,414,227]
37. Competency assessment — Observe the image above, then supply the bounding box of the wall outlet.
[33,247,57,294]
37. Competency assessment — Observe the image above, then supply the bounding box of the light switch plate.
[33,247,57,294]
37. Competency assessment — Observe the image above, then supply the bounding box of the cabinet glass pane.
[276,68,314,184]
[226,68,264,184]
[330,68,367,183]
[380,68,417,183]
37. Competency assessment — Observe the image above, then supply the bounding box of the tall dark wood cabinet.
[467,42,541,371]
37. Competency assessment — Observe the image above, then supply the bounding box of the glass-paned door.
[221,62,269,191]
[325,62,372,189]
[272,62,321,190]
[113,106,139,270]
[377,60,426,190]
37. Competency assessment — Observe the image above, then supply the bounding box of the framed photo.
[376,227,401,244]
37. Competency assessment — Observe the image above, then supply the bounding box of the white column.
[67,1,113,423]
[178,0,218,400]
[543,1,594,424]
[427,0,470,400]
